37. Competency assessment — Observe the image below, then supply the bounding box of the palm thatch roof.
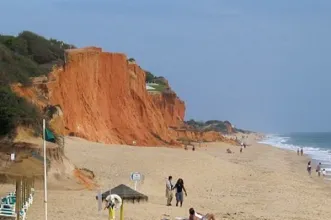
[0,155,44,178]
[96,184,148,203]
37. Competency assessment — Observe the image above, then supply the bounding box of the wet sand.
[5,135,331,220]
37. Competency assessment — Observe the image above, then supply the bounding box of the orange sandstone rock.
[11,47,235,146]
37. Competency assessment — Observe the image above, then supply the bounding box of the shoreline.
[2,135,331,219]
[258,134,331,178]
[240,133,331,186]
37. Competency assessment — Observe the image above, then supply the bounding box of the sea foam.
[259,134,331,175]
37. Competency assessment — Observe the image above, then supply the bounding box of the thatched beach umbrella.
[96,184,148,220]
[0,155,44,219]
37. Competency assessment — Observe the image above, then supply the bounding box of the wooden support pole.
[22,178,26,207]
[24,178,28,206]
[21,178,23,209]
[20,178,23,210]
[16,177,22,220]
[28,178,31,196]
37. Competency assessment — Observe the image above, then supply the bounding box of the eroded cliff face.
[46,47,182,146]
[150,92,185,128]
[11,47,233,146]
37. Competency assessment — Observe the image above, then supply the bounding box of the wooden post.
[28,178,31,196]
[16,177,22,220]
[22,178,26,208]
[24,178,28,207]
[120,203,124,220]
[20,178,23,210]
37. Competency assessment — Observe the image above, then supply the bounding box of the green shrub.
[127,57,135,62]
[145,71,155,82]
[0,30,75,138]
[0,86,41,136]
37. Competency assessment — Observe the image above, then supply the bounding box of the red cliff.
[12,47,233,146]
[150,92,185,127]
[46,47,182,146]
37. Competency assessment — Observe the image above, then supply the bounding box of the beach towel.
[195,213,208,220]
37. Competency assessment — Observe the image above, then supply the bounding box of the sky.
[1,0,330,133]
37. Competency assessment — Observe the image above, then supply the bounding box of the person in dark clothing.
[307,161,312,176]
[172,178,187,207]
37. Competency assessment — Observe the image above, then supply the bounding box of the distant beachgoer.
[300,148,303,156]
[243,143,246,148]
[189,208,216,220]
[307,161,312,176]
[240,146,243,153]
[165,176,173,206]
[322,169,326,177]
[297,148,300,156]
[173,178,187,207]
[316,163,322,177]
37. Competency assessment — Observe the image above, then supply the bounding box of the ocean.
[259,132,331,177]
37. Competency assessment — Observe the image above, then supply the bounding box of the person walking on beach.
[165,176,173,206]
[300,148,303,156]
[307,161,312,176]
[297,148,300,156]
[316,163,322,177]
[173,178,187,207]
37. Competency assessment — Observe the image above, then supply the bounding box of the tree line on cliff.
[0,30,248,139]
[0,31,75,138]
[0,31,169,138]
[128,57,167,86]
[185,119,250,134]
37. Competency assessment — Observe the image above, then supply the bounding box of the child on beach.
[322,169,326,177]
[300,148,303,156]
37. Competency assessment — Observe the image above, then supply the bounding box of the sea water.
[259,132,331,178]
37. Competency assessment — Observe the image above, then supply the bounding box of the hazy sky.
[1,0,331,133]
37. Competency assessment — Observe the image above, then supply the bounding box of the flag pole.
[43,119,48,220]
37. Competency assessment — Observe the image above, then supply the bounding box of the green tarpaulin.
[45,128,56,143]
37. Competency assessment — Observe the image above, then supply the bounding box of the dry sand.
[4,134,331,220]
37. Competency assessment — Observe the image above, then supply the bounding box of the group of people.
[297,148,304,156]
[166,176,216,220]
[166,176,187,207]
[307,161,327,177]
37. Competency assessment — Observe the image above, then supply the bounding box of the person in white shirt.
[165,176,173,206]
[189,208,216,220]
[322,169,326,177]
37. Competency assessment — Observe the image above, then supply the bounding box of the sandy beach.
[3,134,331,220]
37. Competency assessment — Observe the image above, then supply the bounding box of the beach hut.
[0,153,44,219]
[96,184,148,220]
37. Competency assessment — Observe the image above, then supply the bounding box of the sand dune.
[12,135,331,220]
